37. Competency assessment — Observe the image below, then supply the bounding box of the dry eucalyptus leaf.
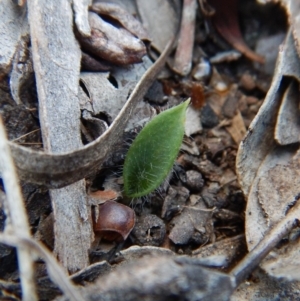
[94,0,138,16]
[275,79,300,145]
[77,11,146,65]
[136,0,180,52]
[207,0,264,63]
[72,0,92,37]
[237,30,300,196]
[9,33,35,107]
[0,0,28,76]
[225,110,247,145]
[286,0,300,58]
[79,56,153,121]
[90,2,150,41]
[81,110,108,141]
[246,150,300,280]
[173,0,197,75]
[237,30,300,280]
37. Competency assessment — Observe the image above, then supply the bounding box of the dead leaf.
[206,0,265,63]
[0,0,28,77]
[236,30,300,196]
[136,0,180,52]
[79,56,153,122]
[88,190,119,206]
[225,111,247,145]
[77,11,146,65]
[72,0,92,37]
[173,0,197,75]
[90,2,150,41]
[237,30,300,280]
[275,79,300,145]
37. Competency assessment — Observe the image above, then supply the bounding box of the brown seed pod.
[93,200,135,242]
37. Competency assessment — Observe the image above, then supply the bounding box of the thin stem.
[0,233,85,301]
[0,117,38,301]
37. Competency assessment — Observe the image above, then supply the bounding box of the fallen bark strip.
[27,0,93,272]
[6,38,175,189]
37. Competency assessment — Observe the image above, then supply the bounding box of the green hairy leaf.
[123,99,190,198]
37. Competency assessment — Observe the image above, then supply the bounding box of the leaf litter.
[0,0,299,300]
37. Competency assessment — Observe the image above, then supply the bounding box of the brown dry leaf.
[77,11,146,65]
[88,190,119,206]
[236,30,300,280]
[173,0,197,75]
[224,110,247,145]
[90,2,150,41]
[206,0,265,63]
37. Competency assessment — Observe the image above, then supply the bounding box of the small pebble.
[145,81,166,105]
[239,73,256,91]
[186,170,204,191]
[192,57,212,82]
[200,104,219,128]
[214,81,228,92]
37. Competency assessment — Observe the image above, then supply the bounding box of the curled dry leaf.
[77,11,146,65]
[88,190,119,206]
[236,30,300,280]
[90,2,150,42]
[206,0,265,63]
